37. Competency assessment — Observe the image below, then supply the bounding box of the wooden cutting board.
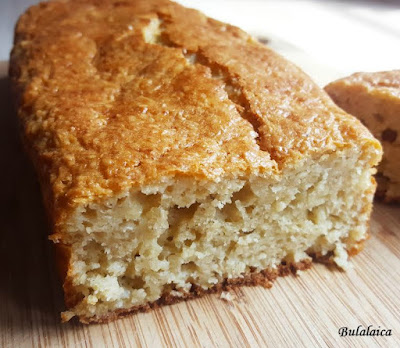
[1,60,399,348]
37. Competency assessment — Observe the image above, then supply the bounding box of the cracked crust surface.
[325,71,400,203]
[9,0,380,235]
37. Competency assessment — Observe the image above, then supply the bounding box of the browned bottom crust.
[68,260,312,324]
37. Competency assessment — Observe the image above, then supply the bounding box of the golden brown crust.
[327,71,400,93]
[325,71,399,203]
[10,0,381,238]
[66,260,312,324]
[54,243,85,309]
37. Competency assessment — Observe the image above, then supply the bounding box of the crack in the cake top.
[141,15,267,153]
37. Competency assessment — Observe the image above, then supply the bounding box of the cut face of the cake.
[9,0,382,323]
[60,150,378,322]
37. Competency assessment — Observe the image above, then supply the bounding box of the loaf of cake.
[325,71,399,203]
[10,0,382,323]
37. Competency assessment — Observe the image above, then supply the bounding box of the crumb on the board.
[61,311,75,322]
[220,291,235,302]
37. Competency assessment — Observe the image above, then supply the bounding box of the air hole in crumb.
[221,202,242,223]
[306,185,315,194]
[245,206,255,215]
[227,240,237,253]
[232,184,256,204]
[83,206,97,219]
[136,192,162,214]
[307,208,318,224]
[194,229,202,242]
[162,282,177,293]
[157,230,174,249]
[182,261,197,273]
[382,128,397,143]
[183,229,201,248]
[121,276,145,289]
[82,221,93,228]
[168,203,200,227]
[239,229,255,237]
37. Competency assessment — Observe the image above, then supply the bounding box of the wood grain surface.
[1,60,399,348]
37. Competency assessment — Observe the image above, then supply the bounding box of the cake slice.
[325,71,400,202]
[10,0,382,323]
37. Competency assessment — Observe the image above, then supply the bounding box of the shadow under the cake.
[0,74,68,331]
